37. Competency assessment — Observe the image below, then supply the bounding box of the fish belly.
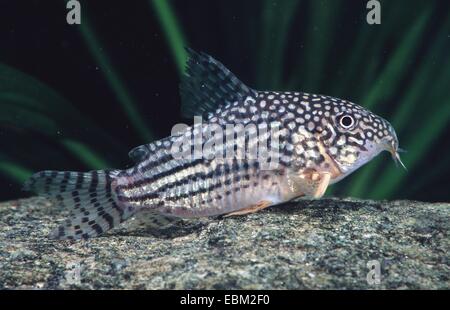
[152,159,293,218]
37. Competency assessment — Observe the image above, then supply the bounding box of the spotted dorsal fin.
[180,48,257,119]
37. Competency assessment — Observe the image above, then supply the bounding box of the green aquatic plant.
[348,4,434,198]
[150,0,188,74]
[0,63,122,181]
[78,12,154,142]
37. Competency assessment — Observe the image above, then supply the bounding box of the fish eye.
[338,114,355,129]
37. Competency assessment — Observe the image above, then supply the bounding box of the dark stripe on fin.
[180,48,257,119]
[24,169,138,240]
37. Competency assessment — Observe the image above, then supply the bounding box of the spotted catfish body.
[24,49,404,239]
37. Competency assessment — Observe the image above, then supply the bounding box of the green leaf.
[0,160,32,183]
[256,0,301,89]
[150,0,188,75]
[347,9,448,198]
[362,6,432,110]
[61,139,110,170]
[76,3,155,142]
[0,63,117,171]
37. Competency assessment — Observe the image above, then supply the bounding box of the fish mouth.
[387,140,407,171]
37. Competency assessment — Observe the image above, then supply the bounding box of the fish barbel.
[24,49,404,239]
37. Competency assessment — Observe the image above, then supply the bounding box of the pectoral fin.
[297,171,332,199]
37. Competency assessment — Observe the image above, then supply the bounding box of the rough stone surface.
[0,196,448,289]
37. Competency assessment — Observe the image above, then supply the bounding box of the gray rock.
[0,197,448,289]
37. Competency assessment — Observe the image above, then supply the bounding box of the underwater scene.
[0,0,448,293]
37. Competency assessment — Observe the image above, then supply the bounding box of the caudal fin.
[24,170,136,240]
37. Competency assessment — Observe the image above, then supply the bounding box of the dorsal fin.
[180,48,257,119]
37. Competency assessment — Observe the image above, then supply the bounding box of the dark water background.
[0,0,449,202]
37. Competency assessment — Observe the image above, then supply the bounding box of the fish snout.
[381,127,406,170]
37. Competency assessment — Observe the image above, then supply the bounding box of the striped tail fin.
[23,170,136,240]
